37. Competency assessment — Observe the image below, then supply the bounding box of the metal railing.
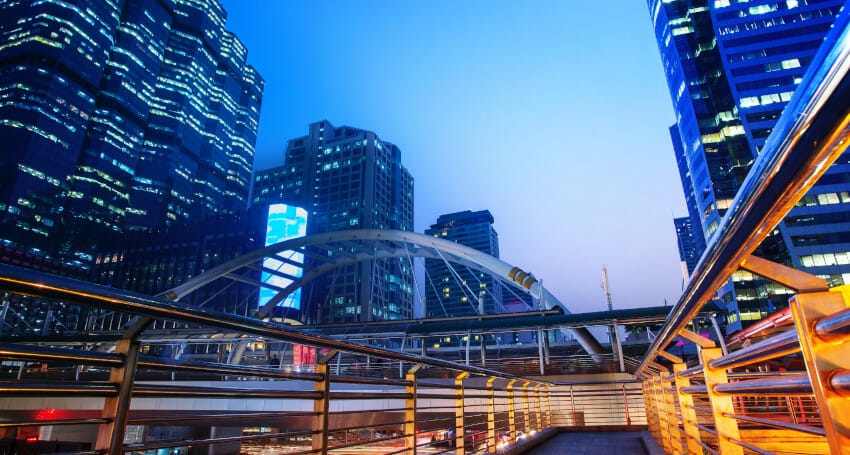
[0,264,574,455]
[639,7,850,454]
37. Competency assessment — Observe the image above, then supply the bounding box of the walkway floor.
[524,431,663,455]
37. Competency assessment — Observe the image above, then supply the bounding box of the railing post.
[662,372,684,454]
[652,373,673,454]
[789,288,850,453]
[507,379,517,443]
[312,350,338,454]
[544,384,551,428]
[95,338,140,454]
[642,380,660,443]
[701,347,743,455]
[405,364,422,455]
[486,377,496,454]
[673,363,702,454]
[522,381,531,435]
[534,384,543,431]
[455,371,469,453]
[569,384,577,427]
[621,384,631,427]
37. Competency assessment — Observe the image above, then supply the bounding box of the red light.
[25,436,38,443]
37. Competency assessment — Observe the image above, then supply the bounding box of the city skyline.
[221,1,686,314]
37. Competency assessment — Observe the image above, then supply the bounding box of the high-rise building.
[649,0,847,332]
[0,0,263,264]
[674,216,703,278]
[252,120,415,324]
[424,210,504,318]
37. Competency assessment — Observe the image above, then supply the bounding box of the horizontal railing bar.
[690,436,720,455]
[329,407,411,416]
[677,364,704,379]
[831,369,850,397]
[330,376,410,386]
[0,418,110,428]
[684,404,714,414]
[137,356,324,381]
[695,423,718,437]
[328,420,410,433]
[680,385,708,395]
[815,307,850,342]
[122,429,318,451]
[635,8,850,377]
[708,330,799,370]
[329,392,410,400]
[0,381,116,396]
[712,374,812,396]
[723,412,826,436]
[417,382,462,389]
[0,343,123,367]
[128,411,319,423]
[132,385,321,399]
[327,433,405,451]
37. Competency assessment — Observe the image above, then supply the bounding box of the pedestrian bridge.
[2,6,850,455]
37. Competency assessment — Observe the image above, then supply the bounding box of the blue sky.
[220,1,686,314]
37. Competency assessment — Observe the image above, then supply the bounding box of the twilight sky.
[220,1,687,314]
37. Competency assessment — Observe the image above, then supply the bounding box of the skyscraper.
[424,210,504,318]
[0,0,263,264]
[674,216,703,279]
[649,0,847,332]
[252,120,415,324]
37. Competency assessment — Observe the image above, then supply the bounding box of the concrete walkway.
[523,431,663,455]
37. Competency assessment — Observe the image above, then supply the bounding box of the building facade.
[424,210,504,318]
[252,120,415,324]
[649,0,846,332]
[0,0,263,265]
[89,205,268,331]
[674,216,703,279]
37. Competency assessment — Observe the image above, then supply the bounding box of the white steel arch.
[163,229,604,355]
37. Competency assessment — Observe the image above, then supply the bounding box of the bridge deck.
[525,431,663,455]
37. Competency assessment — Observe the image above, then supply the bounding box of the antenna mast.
[602,264,613,311]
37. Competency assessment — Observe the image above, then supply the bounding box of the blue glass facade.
[252,121,415,324]
[0,0,263,263]
[674,216,703,278]
[424,210,503,318]
[649,0,846,332]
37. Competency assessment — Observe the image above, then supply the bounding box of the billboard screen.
[258,204,308,310]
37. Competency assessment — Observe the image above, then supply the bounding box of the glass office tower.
[252,120,415,324]
[649,0,847,332]
[0,0,263,265]
[424,210,503,318]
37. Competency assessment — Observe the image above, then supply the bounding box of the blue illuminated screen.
[259,204,308,310]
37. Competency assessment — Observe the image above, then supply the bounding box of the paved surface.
[524,431,662,455]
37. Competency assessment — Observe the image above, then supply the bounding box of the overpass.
[2,6,850,455]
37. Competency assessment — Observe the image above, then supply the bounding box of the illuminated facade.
[0,0,263,264]
[259,204,308,312]
[252,121,415,324]
[649,0,846,332]
[424,210,504,318]
[674,216,703,278]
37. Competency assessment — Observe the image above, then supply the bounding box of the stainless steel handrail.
[635,7,850,377]
[0,264,547,385]
[712,374,812,396]
[707,329,799,370]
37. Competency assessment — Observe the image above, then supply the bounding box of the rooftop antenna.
[601,264,613,311]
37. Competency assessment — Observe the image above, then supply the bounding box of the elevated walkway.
[524,430,662,455]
